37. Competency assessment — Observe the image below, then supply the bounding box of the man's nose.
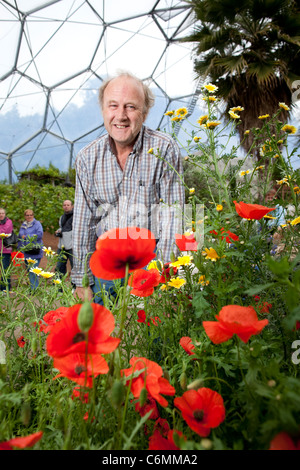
[116,106,127,120]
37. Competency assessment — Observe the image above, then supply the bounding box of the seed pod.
[82,273,90,288]
[139,387,147,407]
[187,378,204,390]
[111,379,125,408]
[77,301,94,333]
[179,372,187,390]
[31,336,37,354]
[20,401,31,427]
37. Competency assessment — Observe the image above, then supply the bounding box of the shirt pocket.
[136,182,160,206]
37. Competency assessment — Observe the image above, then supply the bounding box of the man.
[55,200,74,277]
[71,71,184,303]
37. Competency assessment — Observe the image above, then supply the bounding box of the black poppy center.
[72,332,85,344]
[74,365,87,376]
[193,409,205,421]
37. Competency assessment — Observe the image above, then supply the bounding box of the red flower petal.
[234,200,276,220]
[90,227,156,280]
[175,233,198,251]
[269,432,300,450]
[46,303,120,358]
[53,352,109,387]
[3,431,43,449]
[174,388,225,437]
[179,336,195,355]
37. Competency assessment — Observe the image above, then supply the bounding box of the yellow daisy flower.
[216,204,223,211]
[230,106,244,113]
[43,246,55,257]
[53,279,62,285]
[171,115,183,122]
[198,275,209,286]
[281,124,297,134]
[202,247,220,262]
[171,255,193,267]
[147,148,154,154]
[175,107,188,117]
[290,216,300,226]
[189,187,195,194]
[203,83,218,93]
[193,136,201,142]
[0,233,10,239]
[30,267,43,275]
[147,260,159,271]
[279,102,290,111]
[228,110,240,119]
[164,110,174,116]
[205,120,221,129]
[258,114,270,120]
[203,95,217,102]
[26,258,37,264]
[39,271,55,279]
[244,130,250,135]
[168,277,186,289]
[293,186,300,194]
[197,115,209,126]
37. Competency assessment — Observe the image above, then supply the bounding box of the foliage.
[183,0,300,155]
[0,88,299,451]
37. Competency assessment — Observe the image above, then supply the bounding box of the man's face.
[102,77,146,151]
[63,201,73,213]
[0,210,6,221]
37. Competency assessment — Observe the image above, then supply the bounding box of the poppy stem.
[118,263,130,346]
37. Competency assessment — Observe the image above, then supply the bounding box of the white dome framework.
[0,0,203,183]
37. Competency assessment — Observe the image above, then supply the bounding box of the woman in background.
[0,207,13,292]
[18,209,43,290]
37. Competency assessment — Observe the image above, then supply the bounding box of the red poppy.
[46,303,120,358]
[42,306,69,333]
[180,336,195,356]
[134,395,160,420]
[17,336,26,348]
[174,387,225,437]
[128,269,161,297]
[211,228,239,243]
[149,429,185,450]
[90,227,156,280]
[269,432,300,450]
[0,431,43,450]
[175,233,198,252]
[160,262,178,283]
[203,305,269,344]
[71,386,89,404]
[233,200,276,220]
[121,357,175,407]
[296,321,300,330]
[11,251,24,266]
[137,310,161,326]
[259,302,272,313]
[53,352,109,387]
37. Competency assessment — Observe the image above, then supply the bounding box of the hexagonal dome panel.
[0,0,206,182]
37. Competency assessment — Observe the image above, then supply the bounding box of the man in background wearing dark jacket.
[55,200,74,279]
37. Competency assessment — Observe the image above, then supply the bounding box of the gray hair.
[98,71,155,118]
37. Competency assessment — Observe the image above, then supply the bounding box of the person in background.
[18,209,43,290]
[55,200,74,279]
[0,208,13,292]
[71,71,184,305]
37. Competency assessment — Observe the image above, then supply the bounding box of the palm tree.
[183,0,300,159]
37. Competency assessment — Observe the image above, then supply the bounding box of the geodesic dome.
[0,0,206,183]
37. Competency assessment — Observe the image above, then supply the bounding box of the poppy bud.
[179,372,187,390]
[77,301,94,333]
[163,369,170,381]
[20,401,31,427]
[187,378,204,390]
[0,364,6,380]
[111,379,125,408]
[31,336,37,354]
[82,273,90,288]
[139,387,147,407]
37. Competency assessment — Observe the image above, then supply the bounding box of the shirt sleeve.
[71,151,99,287]
[156,139,185,263]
